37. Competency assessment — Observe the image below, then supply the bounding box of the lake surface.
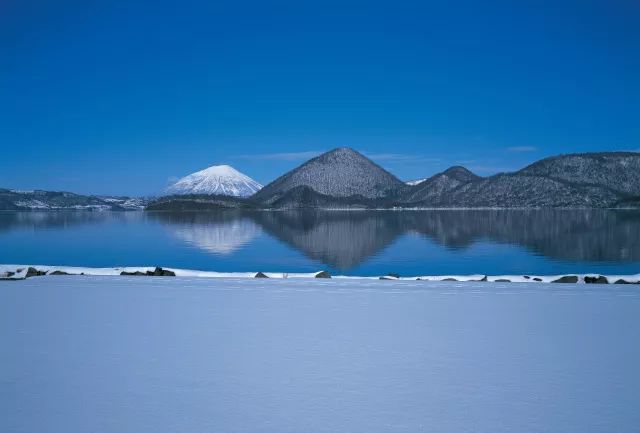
[1,210,640,276]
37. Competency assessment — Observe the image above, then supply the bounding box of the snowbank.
[1,264,639,284]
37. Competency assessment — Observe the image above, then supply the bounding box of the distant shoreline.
[2,264,639,285]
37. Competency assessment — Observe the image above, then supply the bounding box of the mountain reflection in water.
[153,212,261,255]
[1,209,639,274]
[151,209,640,269]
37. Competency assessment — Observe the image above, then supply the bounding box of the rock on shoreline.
[1,265,639,284]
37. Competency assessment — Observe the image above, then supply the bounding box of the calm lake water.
[1,210,640,276]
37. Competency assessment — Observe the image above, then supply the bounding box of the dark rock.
[442,278,459,281]
[524,275,530,279]
[480,276,488,282]
[315,271,331,278]
[145,267,173,276]
[49,270,69,276]
[552,275,579,283]
[254,272,269,278]
[120,271,146,276]
[495,279,511,282]
[584,275,608,284]
[613,279,639,284]
[25,267,47,278]
[121,267,174,277]
[533,278,542,282]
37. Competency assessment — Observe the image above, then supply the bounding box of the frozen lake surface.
[2,276,640,432]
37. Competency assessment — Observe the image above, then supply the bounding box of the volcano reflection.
[150,211,261,255]
[3,209,639,271]
[149,209,640,269]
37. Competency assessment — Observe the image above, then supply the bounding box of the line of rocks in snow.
[1,265,639,284]
[0,266,332,281]
[379,273,639,284]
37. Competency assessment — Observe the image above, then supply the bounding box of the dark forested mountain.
[0,189,144,211]
[253,147,408,204]
[402,152,640,208]
[516,152,640,196]
[404,166,482,204]
[408,174,622,208]
[145,194,259,211]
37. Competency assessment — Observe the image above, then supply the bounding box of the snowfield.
[2,276,639,433]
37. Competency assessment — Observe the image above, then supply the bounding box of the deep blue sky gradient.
[1,0,638,195]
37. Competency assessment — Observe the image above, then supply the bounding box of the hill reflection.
[2,209,640,271]
[150,212,261,255]
[150,209,640,269]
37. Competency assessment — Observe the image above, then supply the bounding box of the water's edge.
[2,264,639,284]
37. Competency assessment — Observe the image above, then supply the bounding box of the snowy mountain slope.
[165,165,262,197]
[404,166,482,203]
[516,152,640,196]
[253,148,408,204]
[402,154,640,207]
[0,189,135,211]
[423,174,622,208]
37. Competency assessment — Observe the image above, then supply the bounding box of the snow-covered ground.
[1,276,639,433]
[2,264,639,284]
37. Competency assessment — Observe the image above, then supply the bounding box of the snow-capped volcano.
[166,165,262,197]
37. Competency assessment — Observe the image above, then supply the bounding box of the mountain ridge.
[3,151,640,211]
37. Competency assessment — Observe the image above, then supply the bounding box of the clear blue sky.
[1,0,638,195]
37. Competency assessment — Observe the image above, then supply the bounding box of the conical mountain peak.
[166,164,262,197]
[442,166,480,182]
[254,148,406,202]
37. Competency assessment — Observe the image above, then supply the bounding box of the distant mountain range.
[166,165,262,197]
[3,149,640,210]
[150,148,640,210]
[0,189,146,211]
[405,152,640,208]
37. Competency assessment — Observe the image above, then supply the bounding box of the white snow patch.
[405,178,428,186]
